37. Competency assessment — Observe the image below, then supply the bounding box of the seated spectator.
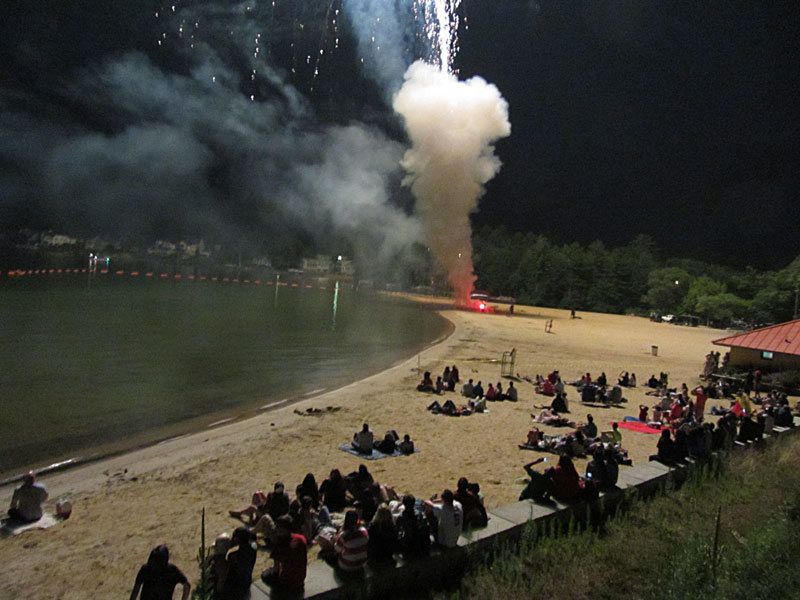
[602,422,623,446]
[495,382,504,399]
[618,371,630,387]
[7,471,48,523]
[519,458,553,502]
[450,365,460,389]
[295,473,320,510]
[581,384,596,403]
[584,449,608,490]
[525,428,542,446]
[538,379,556,396]
[651,429,677,465]
[554,377,565,396]
[455,477,488,528]
[548,456,582,503]
[442,366,451,388]
[551,392,569,413]
[130,545,190,600]
[473,380,484,399]
[485,383,497,401]
[424,490,463,548]
[506,381,519,402]
[352,423,374,455]
[417,371,436,393]
[462,378,475,398]
[266,481,291,521]
[581,414,598,439]
[398,434,415,455]
[260,515,308,594]
[345,464,374,498]
[334,510,369,573]
[396,495,431,558]
[319,469,347,513]
[471,396,487,413]
[630,373,637,387]
[375,431,399,454]
[435,376,445,394]
[367,505,399,563]
[738,414,761,443]
[223,527,257,600]
[607,385,623,404]
[647,374,660,388]
[229,490,269,526]
[596,372,607,387]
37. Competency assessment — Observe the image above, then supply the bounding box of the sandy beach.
[0,300,730,599]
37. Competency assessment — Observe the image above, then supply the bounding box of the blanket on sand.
[339,443,419,460]
[0,513,62,538]
[614,420,664,435]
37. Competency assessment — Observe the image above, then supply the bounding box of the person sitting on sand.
[473,380,484,399]
[581,414,598,439]
[550,392,569,413]
[537,378,556,396]
[375,431,399,454]
[442,366,451,388]
[7,471,48,523]
[260,515,308,593]
[506,381,518,402]
[461,378,475,398]
[618,371,630,387]
[334,510,369,573]
[525,428,542,447]
[346,464,374,499]
[398,434,415,455]
[367,505,399,563]
[266,481,290,521]
[647,374,660,388]
[597,372,608,387]
[495,381,504,400]
[229,490,269,526]
[424,490,463,548]
[602,422,623,446]
[295,473,320,510]
[630,373,637,387]
[450,365,460,390]
[435,376,445,394]
[130,545,190,600]
[417,371,436,393]
[320,469,348,513]
[581,383,596,403]
[485,383,497,401]
[353,423,374,455]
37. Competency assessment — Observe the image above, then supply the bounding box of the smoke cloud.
[0,2,419,274]
[393,61,511,303]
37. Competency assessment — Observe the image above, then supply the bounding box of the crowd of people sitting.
[212,464,491,596]
[418,364,521,416]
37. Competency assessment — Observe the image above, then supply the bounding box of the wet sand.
[0,300,729,599]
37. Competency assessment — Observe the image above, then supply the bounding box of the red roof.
[713,319,800,356]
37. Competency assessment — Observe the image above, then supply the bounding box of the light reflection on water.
[0,280,447,474]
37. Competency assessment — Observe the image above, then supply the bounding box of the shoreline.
[0,304,458,499]
[0,295,454,486]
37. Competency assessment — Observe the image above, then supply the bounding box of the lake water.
[0,278,449,477]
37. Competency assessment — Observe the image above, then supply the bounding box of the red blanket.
[614,420,663,434]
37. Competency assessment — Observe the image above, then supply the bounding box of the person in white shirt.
[352,423,374,455]
[424,490,463,548]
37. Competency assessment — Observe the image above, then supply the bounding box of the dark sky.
[1,0,798,270]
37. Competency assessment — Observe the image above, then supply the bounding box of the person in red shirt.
[693,385,708,420]
[260,516,307,593]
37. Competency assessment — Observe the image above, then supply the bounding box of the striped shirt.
[334,526,369,571]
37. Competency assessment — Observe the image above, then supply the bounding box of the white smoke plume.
[393,61,510,303]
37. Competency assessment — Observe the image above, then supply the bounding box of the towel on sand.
[339,443,419,460]
[614,421,664,435]
[1,513,62,538]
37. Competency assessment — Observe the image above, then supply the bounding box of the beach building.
[713,319,800,370]
[302,254,333,274]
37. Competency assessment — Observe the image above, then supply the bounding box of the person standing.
[129,545,190,600]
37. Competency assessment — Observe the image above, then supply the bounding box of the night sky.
[1,0,798,270]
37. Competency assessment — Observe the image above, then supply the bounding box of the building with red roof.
[713,319,800,370]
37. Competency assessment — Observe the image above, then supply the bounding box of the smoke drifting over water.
[393,62,510,303]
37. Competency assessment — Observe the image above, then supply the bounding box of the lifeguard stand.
[501,347,516,378]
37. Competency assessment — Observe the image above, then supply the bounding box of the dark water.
[0,278,448,476]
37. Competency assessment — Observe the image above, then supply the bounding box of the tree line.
[472,227,800,326]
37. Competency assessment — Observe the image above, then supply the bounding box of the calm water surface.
[0,279,448,476]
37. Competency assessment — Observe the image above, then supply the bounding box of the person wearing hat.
[7,471,48,523]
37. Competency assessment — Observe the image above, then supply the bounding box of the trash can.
[651,345,659,356]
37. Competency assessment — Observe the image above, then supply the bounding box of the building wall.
[728,347,800,370]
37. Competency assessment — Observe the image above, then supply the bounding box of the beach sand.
[0,301,730,599]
